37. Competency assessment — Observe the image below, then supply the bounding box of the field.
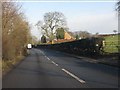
[103,34,119,53]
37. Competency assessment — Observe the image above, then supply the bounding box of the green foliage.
[41,35,47,43]
[56,28,65,39]
[75,34,79,40]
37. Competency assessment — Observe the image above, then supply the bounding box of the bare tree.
[31,35,38,45]
[93,32,99,37]
[79,31,92,39]
[2,1,32,61]
[2,1,22,31]
[116,0,120,14]
[36,11,67,42]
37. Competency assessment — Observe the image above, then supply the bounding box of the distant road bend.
[3,48,118,88]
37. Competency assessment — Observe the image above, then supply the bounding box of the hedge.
[35,37,104,57]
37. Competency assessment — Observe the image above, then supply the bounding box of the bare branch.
[36,11,67,41]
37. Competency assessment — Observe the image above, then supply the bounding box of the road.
[2,48,119,88]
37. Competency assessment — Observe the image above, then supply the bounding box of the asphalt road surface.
[2,48,119,88]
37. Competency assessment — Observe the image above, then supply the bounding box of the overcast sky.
[22,0,118,40]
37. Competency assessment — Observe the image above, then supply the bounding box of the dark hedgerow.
[36,37,104,57]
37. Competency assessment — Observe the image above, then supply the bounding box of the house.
[64,30,75,40]
[47,30,75,44]
[53,31,75,44]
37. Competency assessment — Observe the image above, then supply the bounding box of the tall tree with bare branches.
[36,11,67,42]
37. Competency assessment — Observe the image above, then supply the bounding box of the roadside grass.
[2,55,24,76]
[103,34,119,53]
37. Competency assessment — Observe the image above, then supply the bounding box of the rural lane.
[2,48,119,88]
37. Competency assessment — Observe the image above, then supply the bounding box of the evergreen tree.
[41,35,47,43]
[56,28,65,39]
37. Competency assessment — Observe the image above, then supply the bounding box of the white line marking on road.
[44,54,59,66]
[55,63,58,66]
[42,53,45,56]
[61,68,85,84]
[47,57,50,60]
[40,50,59,66]
[51,61,55,64]
[40,50,45,56]
[51,61,59,66]
[44,55,47,58]
[44,55,50,61]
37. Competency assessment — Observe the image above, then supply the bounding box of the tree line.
[2,1,32,61]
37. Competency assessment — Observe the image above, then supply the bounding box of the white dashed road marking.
[41,49,85,84]
[51,61,56,65]
[47,57,50,60]
[45,56,47,58]
[55,63,58,66]
[62,68,85,84]
[40,50,45,56]
[45,56,59,66]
